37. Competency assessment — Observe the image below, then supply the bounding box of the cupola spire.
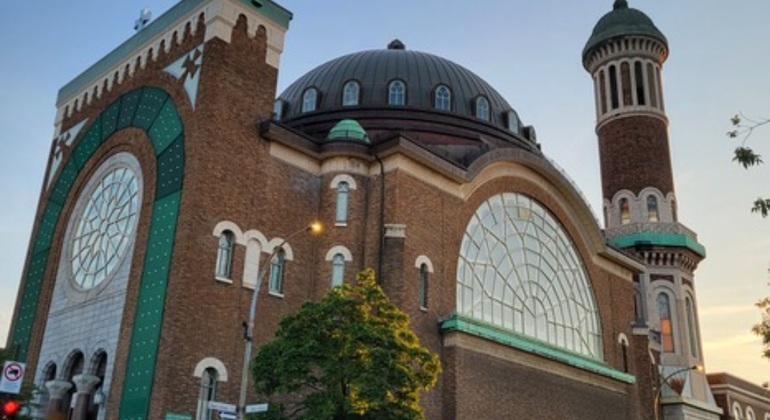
[613,0,628,10]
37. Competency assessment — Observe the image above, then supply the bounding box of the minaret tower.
[583,1,721,419]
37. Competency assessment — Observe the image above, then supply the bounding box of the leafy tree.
[0,347,39,419]
[250,269,441,420]
[727,114,770,217]
[752,297,770,360]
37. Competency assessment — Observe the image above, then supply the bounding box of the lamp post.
[654,365,702,420]
[237,222,322,418]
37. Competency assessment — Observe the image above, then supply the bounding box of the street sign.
[207,401,237,412]
[0,361,26,394]
[245,403,269,414]
[217,412,237,420]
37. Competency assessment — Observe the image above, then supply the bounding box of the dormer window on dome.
[505,110,520,133]
[434,85,451,111]
[475,96,490,121]
[302,88,318,113]
[273,100,285,121]
[388,80,406,106]
[342,81,360,106]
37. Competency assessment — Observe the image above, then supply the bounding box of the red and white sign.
[0,361,26,394]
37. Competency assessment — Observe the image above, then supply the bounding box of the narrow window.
[671,199,678,222]
[475,97,490,121]
[388,80,405,106]
[216,231,234,279]
[331,253,345,287]
[647,195,659,222]
[647,63,658,107]
[302,88,317,113]
[434,85,451,111]
[273,100,284,120]
[506,110,520,133]
[196,368,218,420]
[686,297,698,357]
[621,61,632,106]
[269,248,286,294]
[336,181,350,225]
[609,65,619,109]
[634,61,646,105]
[419,263,429,309]
[342,81,359,106]
[599,69,607,114]
[658,292,675,352]
[620,198,630,224]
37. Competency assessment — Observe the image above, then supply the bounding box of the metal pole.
[237,224,319,419]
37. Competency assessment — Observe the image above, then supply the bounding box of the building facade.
[4,0,748,419]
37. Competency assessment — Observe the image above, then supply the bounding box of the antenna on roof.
[134,8,152,31]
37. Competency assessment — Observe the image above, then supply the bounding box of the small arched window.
[506,110,520,133]
[331,253,345,287]
[686,297,698,357]
[342,81,360,106]
[746,407,756,420]
[475,96,490,121]
[269,248,286,294]
[302,88,318,113]
[732,402,743,420]
[620,198,630,225]
[216,231,234,279]
[434,85,451,111]
[196,368,218,420]
[388,80,406,106]
[647,195,659,222]
[336,181,350,225]
[418,263,429,309]
[658,292,675,352]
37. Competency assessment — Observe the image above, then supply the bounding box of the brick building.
[4,0,746,419]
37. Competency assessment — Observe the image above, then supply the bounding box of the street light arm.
[653,365,702,420]
[237,222,322,418]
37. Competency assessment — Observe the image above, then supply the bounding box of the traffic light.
[1,399,20,419]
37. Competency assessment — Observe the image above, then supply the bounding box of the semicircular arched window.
[456,193,602,358]
[302,88,318,113]
[342,81,360,107]
[388,80,406,106]
[475,96,490,121]
[434,85,451,111]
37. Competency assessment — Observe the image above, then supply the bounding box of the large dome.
[582,0,667,59]
[276,40,524,135]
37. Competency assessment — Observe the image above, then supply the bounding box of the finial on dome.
[613,0,628,10]
[387,39,406,50]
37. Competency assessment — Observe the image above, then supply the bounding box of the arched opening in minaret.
[634,61,646,106]
[609,65,620,109]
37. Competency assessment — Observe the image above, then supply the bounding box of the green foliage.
[727,113,770,217]
[0,348,40,419]
[250,269,441,420]
[752,298,770,360]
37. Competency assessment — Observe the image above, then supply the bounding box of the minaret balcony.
[605,222,705,258]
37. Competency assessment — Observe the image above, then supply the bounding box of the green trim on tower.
[440,314,636,384]
[9,86,185,420]
[607,232,706,257]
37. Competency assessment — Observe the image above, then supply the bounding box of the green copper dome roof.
[327,119,370,143]
[582,0,668,59]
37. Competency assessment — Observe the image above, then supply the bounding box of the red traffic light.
[2,400,20,416]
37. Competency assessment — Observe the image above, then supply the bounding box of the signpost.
[0,361,25,394]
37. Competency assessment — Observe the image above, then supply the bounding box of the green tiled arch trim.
[440,314,636,384]
[607,232,706,258]
[10,86,185,420]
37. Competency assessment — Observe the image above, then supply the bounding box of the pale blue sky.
[1,0,769,384]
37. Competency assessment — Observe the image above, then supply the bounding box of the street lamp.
[654,364,703,420]
[237,222,323,418]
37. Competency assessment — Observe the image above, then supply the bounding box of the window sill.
[420,306,428,313]
[215,276,233,284]
[335,222,348,227]
[268,291,285,299]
